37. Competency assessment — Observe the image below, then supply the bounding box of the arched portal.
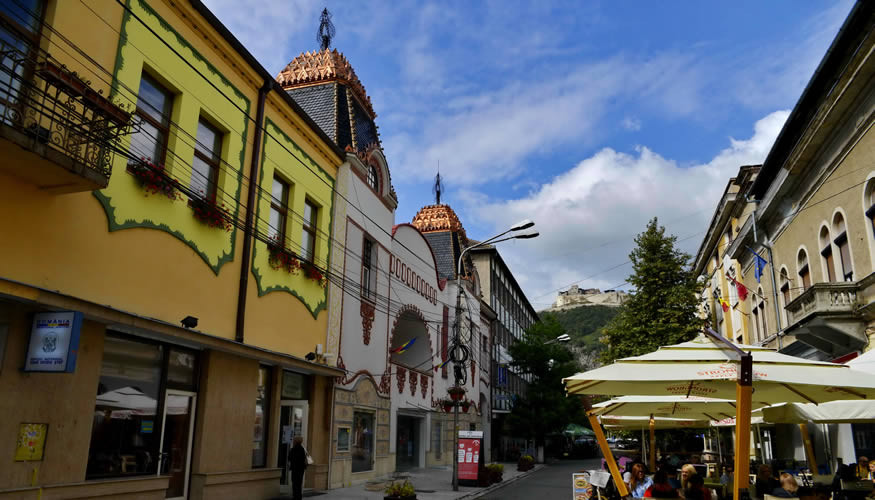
[390,306,433,371]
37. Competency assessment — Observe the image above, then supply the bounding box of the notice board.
[457,430,483,484]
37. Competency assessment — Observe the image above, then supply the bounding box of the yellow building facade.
[0,0,346,498]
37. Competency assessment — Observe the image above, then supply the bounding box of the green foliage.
[506,317,586,444]
[600,218,704,364]
[541,305,619,348]
[486,463,505,473]
[384,480,415,497]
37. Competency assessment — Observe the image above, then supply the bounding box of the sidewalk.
[279,462,545,500]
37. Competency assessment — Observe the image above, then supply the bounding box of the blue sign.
[24,311,83,373]
[141,420,154,434]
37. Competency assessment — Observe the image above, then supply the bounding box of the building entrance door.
[277,401,309,493]
[158,390,197,500]
[396,415,419,470]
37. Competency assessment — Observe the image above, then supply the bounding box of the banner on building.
[24,311,83,373]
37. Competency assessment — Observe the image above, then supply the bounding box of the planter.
[190,197,232,231]
[448,387,465,401]
[489,471,503,483]
[517,463,533,472]
[384,496,417,500]
[461,404,470,413]
[442,402,453,413]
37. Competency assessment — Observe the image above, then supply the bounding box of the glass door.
[277,401,308,491]
[158,390,196,500]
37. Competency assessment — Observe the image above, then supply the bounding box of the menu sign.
[573,473,593,500]
[457,430,483,482]
[24,312,83,373]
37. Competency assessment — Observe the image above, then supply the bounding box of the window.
[253,366,271,468]
[0,0,45,112]
[820,226,836,282]
[797,249,810,291]
[301,200,318,261]
[751,286,768,343]
[192,118,222,201]
[866,179,875,240]
[367,165,379,192]
[129,74,173,166]
[833,212,854,281]
[361,237,376,299]
[431,420,442,460]
[351,411,374,472]
[269,176,289,245]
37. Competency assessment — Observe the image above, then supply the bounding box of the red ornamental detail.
[360,301,375,345]
[396,367,406,394]
[420,376,429,398]
[379,371,391,395]
[336,355,347,384]
[409,371,418,396]
[470,360,476,386]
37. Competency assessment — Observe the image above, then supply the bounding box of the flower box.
[448,386,465,401]
[190,196,231,231]
[129,160,181,201]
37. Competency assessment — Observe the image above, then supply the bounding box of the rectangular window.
[431,420,442,460]
[351,411,374,473]
[192,118,222,201]
[269,176,289,245]
[301,200,318,261]
[129,74,173,166]
[835,233,853,281]
[822,246,836,282]
[253,366,271,468]
[361,237,376,300]
[798,265,811,291]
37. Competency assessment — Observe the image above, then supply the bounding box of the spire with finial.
[432,167,444,205]
[317,8,335,51]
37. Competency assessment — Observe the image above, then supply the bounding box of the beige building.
[694,0,875,467]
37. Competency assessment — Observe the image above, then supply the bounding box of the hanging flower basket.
[129,159,181,201]
[190,196,232,231]
[441,400,454,413]
[448,386,465,401]
[301,261,328,288]
[267,236,301,274]
[461,400,471,413]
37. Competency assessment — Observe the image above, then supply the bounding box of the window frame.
[366,165,379,193]
[269,175,290,247]
[192,117,223,202]
[361,236,377,301]
[301,199,318,261]
[130,73,173,167]
[252,365,271,468]
[835,231,853,281]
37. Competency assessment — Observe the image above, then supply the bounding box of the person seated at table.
[858,458,870,480]
[833,464,869,500]
[866,460,875,481]
[645,467,678,498]
[754,464,780,500]
[720,464,734,487]
[680,464,712,500]
[627,463,654,498]
[771,472,800,498]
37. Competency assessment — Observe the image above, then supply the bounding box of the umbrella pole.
[642,427,647,468]
[733,355,753,500]
[583,396,630,498]
[649,415,656,473]
[799,423,819,474]
[717,428,723,465]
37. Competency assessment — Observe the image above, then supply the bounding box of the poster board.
[573,472,594,500]
[457,430,483,485]
[15,423,48,461]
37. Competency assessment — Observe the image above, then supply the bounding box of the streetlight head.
[557,334,571,343]
[510,219,535,231]
[514,231,539,240]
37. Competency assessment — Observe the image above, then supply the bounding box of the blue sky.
[205,0,853,309]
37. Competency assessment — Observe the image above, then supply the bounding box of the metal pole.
[452,284,462,492]
[649,415,656,473]
[583,396,630,499]
[799,423,819,474]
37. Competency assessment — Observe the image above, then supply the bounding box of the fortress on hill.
[548,285,628,311]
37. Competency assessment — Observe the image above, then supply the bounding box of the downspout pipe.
[235,80,272,343]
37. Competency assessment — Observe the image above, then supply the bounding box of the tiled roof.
[284,83,337,141]
[411,204,465,234]
[423,232,456,280]
[276,49,375,119]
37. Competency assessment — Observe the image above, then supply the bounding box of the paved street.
[481,459,602,500]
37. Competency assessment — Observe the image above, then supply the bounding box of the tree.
[600,217,703,364]
[506,317,585,450]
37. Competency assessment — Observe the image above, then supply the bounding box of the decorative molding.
[379,371,391,395]
[409,371,418,396]
[336,355,347,384]
[360,301,375,345]
[396,366,406,394]
[470,360,476,386]
[420,375,429,398]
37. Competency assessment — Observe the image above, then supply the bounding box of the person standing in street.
[288,436,308,500]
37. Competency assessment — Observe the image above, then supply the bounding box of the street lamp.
[451,220,538,491]
[544,334,571,345]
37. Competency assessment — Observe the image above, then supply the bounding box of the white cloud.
[467,110,790,309]
[622,117,642,131]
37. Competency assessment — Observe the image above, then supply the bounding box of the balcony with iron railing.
[0,26,134,193]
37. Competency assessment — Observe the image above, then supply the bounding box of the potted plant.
[190,196,232,231]
[461,400,471,413]
[487,463,504,483]
[301,260,328,288]
[384,479,416,500]
[438,399,455,413]
[267,236,301,274]
[517,454,534,472]
[129,159,181,201]
[447,386,465,401]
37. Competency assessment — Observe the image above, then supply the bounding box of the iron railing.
[0,27,134,178]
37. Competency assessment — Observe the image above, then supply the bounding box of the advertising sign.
[457,431,483,482]
[573,472,594,500]
[24,311,83,372]
[15,423,48,461]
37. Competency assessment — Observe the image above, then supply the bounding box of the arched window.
[797,248,810,291]
[820,225,836,282]
[751,285,768,343]
[367,165,379,192]
[833,212,853,281]
[779,267,790,325]
[865,177,875,236]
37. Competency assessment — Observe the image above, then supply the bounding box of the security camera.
[180,316,198,329]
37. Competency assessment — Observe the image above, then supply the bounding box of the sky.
[204,0,854,310]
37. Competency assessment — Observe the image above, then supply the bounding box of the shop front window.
[351,411,374,473]
[86,336,163,478]
[253,366,271,467]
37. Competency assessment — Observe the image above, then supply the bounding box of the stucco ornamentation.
[470,360,476,386]
[396,366,406,394]
[420,375,428,398]
[360,301,375,345]
[409,371,418,396]
[379,371,391,395]
[336,355,347,384]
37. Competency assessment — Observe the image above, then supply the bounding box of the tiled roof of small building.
[411,204,466,234]
[276,49,375,119]
[422,232,456,281]
[284,83,337,141]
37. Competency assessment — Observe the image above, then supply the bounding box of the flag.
[719,297,730,312]
[434,358,450,371]
[747,247,769,283]
[391,337,416,354]
[736,280,749,301]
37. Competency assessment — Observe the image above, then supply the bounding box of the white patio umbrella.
[600,416,712,430]
[562,333,875,499]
